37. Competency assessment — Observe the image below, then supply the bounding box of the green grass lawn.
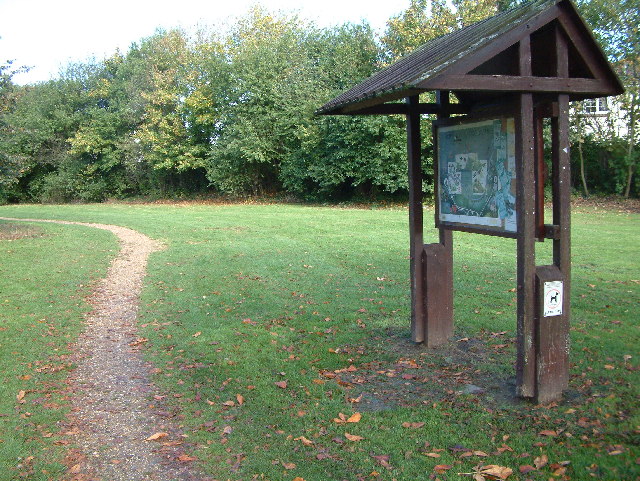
[0,202,637,480]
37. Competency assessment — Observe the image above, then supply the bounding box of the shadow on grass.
[332,326,587,413]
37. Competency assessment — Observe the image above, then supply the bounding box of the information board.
[436,117,517,235]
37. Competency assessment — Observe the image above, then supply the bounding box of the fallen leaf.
[177,454,197,462]
[282,462,296,469]
[534,454,548,469]
[434,464,452,473]
[292,478,306,481]
[479,464,513,479]
[236,394,244,405]
[372,454,392,469]
[222,400,235,407]
[519,465,536,474]
[69,464,81,474]
[222,426,233,435]
[424,452,441,458]
[345,432,364,441]
[347,412,362,423]
[16,391,26,403]
[538,429,557,437]
[192,332,202,337]
[146,432,168,441]
[274,381,287,389]
[294,436,314,446]
[402,422,425,429]
[348,394,363,403]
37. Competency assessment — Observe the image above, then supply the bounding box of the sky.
[0,0,410,85]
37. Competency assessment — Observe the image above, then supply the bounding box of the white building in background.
[574,96,629,139]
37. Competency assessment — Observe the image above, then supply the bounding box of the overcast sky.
[0,0,410,85]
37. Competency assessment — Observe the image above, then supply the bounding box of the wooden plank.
[335,103,470,116]
[423,242,453,346]
[535,265,569,404]
[418,74,618,95]
[437,3,563,77]
[420,89,455,347]
[338,89,423,114]
[534,111,545,241]
[556,5,624,95]
[406,95,425,343]
[553,24,571,389]
[515,36,537,398]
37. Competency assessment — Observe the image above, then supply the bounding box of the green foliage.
[382,0,499,61]
[0,60,29,194]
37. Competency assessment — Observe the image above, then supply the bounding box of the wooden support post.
[516,35,537,398]
[550,95,570,391]
[534,111,546,241]
[406,95,425,343]
[422,90,454,347]
[552,24,571,390]
[535,265,569,404]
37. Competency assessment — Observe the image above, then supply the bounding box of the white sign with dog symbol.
[543,281,563,317]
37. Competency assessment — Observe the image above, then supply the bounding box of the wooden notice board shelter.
[317,0,623,402]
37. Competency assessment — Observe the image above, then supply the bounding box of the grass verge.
[0,221,116,480]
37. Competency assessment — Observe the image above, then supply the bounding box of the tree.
[382,0,499,61]
[1,62,99,202]
[0,60,28,192]
[577,0,639,197]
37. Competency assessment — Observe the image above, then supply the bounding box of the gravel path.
[1,218,209,481]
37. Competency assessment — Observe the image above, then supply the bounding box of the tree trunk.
[624,91,636,198]
[575,104,589,197]
[578,139,589,197]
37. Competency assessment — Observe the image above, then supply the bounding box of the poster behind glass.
[436,117,517,235]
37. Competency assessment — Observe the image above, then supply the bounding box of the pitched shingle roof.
[317,0,621,114]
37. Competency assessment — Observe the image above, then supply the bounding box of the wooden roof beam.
[333,102,470,116]
[418,74,619,95]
